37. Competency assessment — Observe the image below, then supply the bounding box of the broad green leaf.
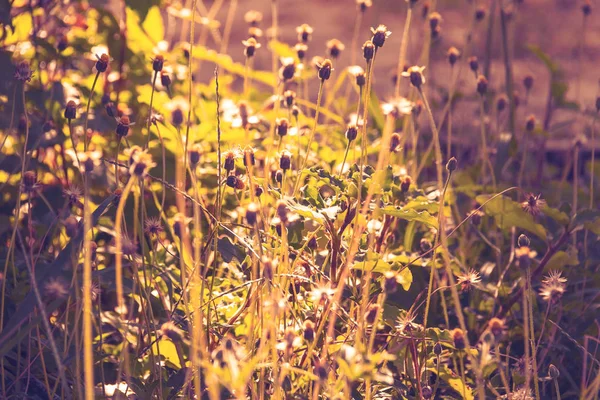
[571,209,600,233]
[128,0,161,21]
[152,338,182,369]
[126,7,156,55]
[2,13,32,45]
[269,40,296,59]
[476,195,546,240]
[545,250,579,272]
[542,205,569,226]
[379,206,438,229]
[142,6,164,44]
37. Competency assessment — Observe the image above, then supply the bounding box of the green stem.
[84,71,100,152]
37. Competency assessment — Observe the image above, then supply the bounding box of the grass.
[0,1,599,399]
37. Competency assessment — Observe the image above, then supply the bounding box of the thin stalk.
[572,144,579,247]
[220,0,238,54]
[83,71,100,152]
[522,271,531,393]
[293,79,324,196]
[527,268,541,400]
[338,140,351,178]
[479,96,497,189]
[394,6,413,97]
[83,181,94,400]
[145,70,158,149]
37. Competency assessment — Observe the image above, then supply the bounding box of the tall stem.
[84,71,100,152]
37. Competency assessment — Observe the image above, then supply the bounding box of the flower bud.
[246,203,258,225]
[116,115,131,138]
[152,55,164,72]
[318,59,333,81]
[95,54,109,73]
[345,123,358,141]
[280,151,292,171]
[363,41,375,61]
[452,328,466,350]
[523,75,534,91]
[525,114,536,132]
[476,75,488,95]
[468,56,479,73]
[446,157,458,172]
[303,320,315,342]
[517,234,530,248]
[401,176,412,193]
[276,118,289,137]
[64,101,77,120]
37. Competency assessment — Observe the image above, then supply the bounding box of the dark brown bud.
[582,1,591,16]
[224,152,236,172]
[160,71,172,88]
[383,271,398,294]
[95,53,109,73]
[280,151,291,171]
[452,328,466,350]
[246,203,258,225]
[433,342,442,355]
[189,144,202,166]
[23,171,38,191]
[64,101,77,120]
[401,176,412,193]
[475,6,486,21]
[280,62,296,81]
[429,12,441,30]
[476,75,488,95]
[294,43,307,60]
[284,90,296,108]
[65,216,79,237]
[363,41,375,61]
[525,115,536,131]
[152,55,164,72]
[226,175,239,188]
[446,157,458,172]
[345,123,358,141]
[447,47,460,66]
[105,102,116,118]
[496,95,507,112]
[318,59,333,81]
[303,320,315,342]
[371,25,390,48]
[243,148,255,167]
[171,108,184,127]
[276,118,289,137]
[523,75,534,91]
[255,186,263,197]
[517,234,530,248]
[468,56,479,73]
[116,115,131,138]
[489,317,505,340]
[420,238,432,253]
[389,132,401,153]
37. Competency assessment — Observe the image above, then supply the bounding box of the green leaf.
[545,250,579,272]
[152,338,182,369]
[571,209,600,233]
[541,205,570,226]
[126,7,157,55]
[142,6,164,44]
[527,44,559,75]
[476,195,547,240]
[379,206,438,229]
[218,236,246,263]
[128,0,161,21]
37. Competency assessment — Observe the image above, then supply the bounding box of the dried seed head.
[144,217,163,237]
[383,271,399,294]
[582,1,591,16]
[522,193,546,216]
[317,59,334,81]
[540,270,567,304]
[420,238,432,253]
[488,317,505,340]
[279,58,297,82]
[525,114,536,131]
[296,24,314,43]
[476,75,488,95]
[294,43,308,61]
[518,234,530,248]
[496,95,508,112]
[401,176,412,192]
[402,66,427,89]
[130,150,156,177]
[447,46,460,66]
[370,25,391,48]
[422,386,433,400]
[326,39,345,59]
[363,40,376,61]
[345,123,358,142]
[243,147,255,167]
[451,328,466,350]
[284,90,296,108]
[276,201,289,223]
[433,342,442,355]
[475,5,486,21]
[390,132,401,153]
[64,100,77,120]
[446,157,458,172]
[246,203,258,225]
[95,53,109,73]
[523,75,534,91]
[276,118,289,137]
[242,37,261,57]
[224,150,237,172]
[280,151,292,171]
[160,71,172,88]
[189,144,202,166]
[226,175,239,188]
[303,320,315,342]
[22,171,38,192]
[262,257,274,281]
[428,12,442,29]
[468,56,479,73]
[255,185,263,198]
[44,278,69,300]
[105,102,116,118]
[152,55,164,72]
[116,115,132,138]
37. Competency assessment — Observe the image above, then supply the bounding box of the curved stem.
[83,71,100,152]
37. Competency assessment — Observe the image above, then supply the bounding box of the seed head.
[582,1,591,16]
[370,25,391,48]
[363,40,376,61]
[447,46,460,66]
[242,37,261,58]
[517,234,530,248]
[428,12,442,30]
[317,59,333,81]
[496,95,507,112]
[294,43,308,61]
[280,151,292,171]
[402,66,426,89]
[226,175,239,188]
[433,342,442,355]
[246,203,258,225]
[457,269,481,292]
[401,176,412,192]
[64,216,79,238]
[540,270,567,304]
[525,114,536,131]
[95,53,109,73]
[549,364,560,379]
[446,157,458,172]
[171,108,184,127]
[475,5,486,21]
[521,193,546,216]
[144,217,163,237]
[129,150,156,177]
[523,75,534,91]
[189,144,202,166]
[390,132,401,153]
[116,115,132,138]
[468,56,479,73]
[64,100,77,120]
[477,75,488,95]
[243,147,255,167]
[488,317,505,340]
[326,39,345,59]
[382,271,399,294]
[303,320,315,342]
[44,278,69,300]
[160,71,172,89]
[152,55,164,72]
[451,328,466,350]
[279,57,297,82]
[284,90,296,108]
[296,24,314,43]
[345,123,358,142]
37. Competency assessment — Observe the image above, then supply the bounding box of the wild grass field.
[0,0,599,399]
